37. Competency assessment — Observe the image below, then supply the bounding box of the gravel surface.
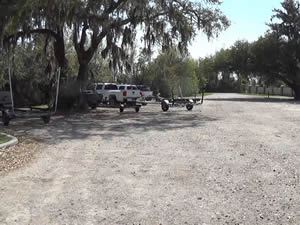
[0,93,300,225]
[0,136,40,175]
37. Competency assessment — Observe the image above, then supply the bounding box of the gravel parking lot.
[1,93,300,225]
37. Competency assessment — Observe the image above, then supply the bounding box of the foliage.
[133,49,200,98]
[251,0,300,99]
[1,0,229,81]
[0,36,58,106]
[197,57,217,91]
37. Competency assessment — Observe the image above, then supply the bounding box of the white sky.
[188,0,282,59]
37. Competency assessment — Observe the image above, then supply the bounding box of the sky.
[188,0,283,59]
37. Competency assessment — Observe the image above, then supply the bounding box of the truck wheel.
[135,107,140,113]
[161,102,169,112]
[2,111,10,126]
[90,104,97,109]
[120,105,124,113]
[98,94,103,102]
[186,104,193,111]
[109,96,117,105]
[41,115,51,124]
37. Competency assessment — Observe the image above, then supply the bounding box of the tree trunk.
[53,28,67,79]
[76,61,90,110]
[73,23,102,110]
[77,62,89,86]
[293,85,300,100]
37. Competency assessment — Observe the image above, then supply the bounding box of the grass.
[0,135,11,145]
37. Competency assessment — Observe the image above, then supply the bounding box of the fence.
[247,86,294,97]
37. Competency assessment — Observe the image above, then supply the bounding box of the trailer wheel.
[120,105,124,113]
[41,115,51,124]
[90,104,97,109]
[2,111,10,126]
[135,106,140,113]
[186,104,193,111]
[161,102,169,112]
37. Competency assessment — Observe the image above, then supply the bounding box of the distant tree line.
[198,0,300,100]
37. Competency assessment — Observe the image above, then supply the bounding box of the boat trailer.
[142,89,205,112]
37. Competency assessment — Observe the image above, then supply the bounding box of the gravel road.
[1,93,300,225]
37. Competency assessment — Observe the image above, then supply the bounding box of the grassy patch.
[0,135,11,145]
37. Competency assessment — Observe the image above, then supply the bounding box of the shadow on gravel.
[205,97,300,104]
[2,108,218,145]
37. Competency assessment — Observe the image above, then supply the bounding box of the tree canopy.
[1,0,229,82]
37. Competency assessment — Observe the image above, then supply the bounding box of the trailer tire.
[41,115,51,124]
[2,111,10,126]
[135,107,140,113]
[186,104,193,111]
[161,101,169,112]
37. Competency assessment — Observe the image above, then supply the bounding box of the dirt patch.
[0,136,41,175]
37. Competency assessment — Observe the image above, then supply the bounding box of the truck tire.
[98,94,103,102]
[120,105,124,113]
[109,95,117,105]
[135,106,140,113]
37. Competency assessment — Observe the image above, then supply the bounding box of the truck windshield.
[141,87,151,91]
[96,84,103,90]
[104,84,118,90]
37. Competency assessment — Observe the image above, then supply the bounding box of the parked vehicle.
[85,83,142,111]
[0,91,11,109]
[85,83,141,108]
[136,85,153,101]
[117,84,142,102]
[85,83,121,107]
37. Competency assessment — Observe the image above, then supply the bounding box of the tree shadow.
[2,107,218,145]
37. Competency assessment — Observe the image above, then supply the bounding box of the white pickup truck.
[85,83,141,108]
[85,83,121,106]
[117,84,142,102]
[136,85,153,101]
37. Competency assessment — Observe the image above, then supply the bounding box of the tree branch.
[4,28,59,44]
